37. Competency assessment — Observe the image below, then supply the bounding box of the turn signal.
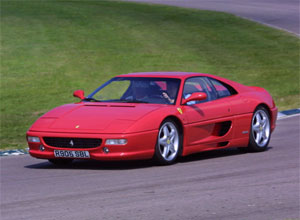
[105,139,127,145]
[27,136,41,143]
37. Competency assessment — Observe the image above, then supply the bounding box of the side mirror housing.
[182,92,207,105]
[73,90,85,100]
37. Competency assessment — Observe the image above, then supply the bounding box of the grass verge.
[1,0,299,150]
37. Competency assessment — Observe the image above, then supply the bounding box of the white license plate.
[54,150,90,158]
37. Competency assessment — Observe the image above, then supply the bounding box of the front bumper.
[26,130,157,161]
[270,107,278,132]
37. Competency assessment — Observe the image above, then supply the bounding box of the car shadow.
[178,146,272,163]
[25,159,155,170]
[25,147,273,170]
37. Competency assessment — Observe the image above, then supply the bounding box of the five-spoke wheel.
[154,119,182,165]
[248,106,271,151]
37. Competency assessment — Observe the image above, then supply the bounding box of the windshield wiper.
[83,97,101,102]
[120,99,149,103]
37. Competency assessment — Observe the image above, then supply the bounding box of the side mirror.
[182,92,207,105]
[73,90,85,100]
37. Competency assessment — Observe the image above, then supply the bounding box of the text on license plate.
[54,150,90,158]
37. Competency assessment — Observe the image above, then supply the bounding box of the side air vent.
[217,141,229,147]
[219,121,232,136]
[212,121,232,137]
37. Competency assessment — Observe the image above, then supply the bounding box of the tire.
[248,106,271,152]
[154,119,182,165]
[48,159,73,166]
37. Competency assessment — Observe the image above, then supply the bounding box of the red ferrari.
[27,72,277,165]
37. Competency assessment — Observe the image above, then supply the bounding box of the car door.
[181,77,234,152]
[206,77,252,142]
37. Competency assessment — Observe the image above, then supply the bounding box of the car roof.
[116,72,214,80]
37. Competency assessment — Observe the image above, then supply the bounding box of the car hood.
[29,103,161,133]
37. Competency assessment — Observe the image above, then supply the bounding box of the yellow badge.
[75,125,80,129]
[177,107,183,114]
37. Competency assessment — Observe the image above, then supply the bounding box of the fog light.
[27,136,41,143]
[39,145,45,151]
[105,139,127,145]
[103,147,109,154]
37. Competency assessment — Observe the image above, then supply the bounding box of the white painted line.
[277,113,300,120]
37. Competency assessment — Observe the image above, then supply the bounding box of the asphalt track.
[123,0,300,35]
[1,115,299,220]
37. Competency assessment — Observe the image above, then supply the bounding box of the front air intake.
[43,137,102,149]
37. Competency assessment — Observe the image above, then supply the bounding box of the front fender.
[125,106,185,133]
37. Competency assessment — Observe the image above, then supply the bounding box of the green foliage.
[1,0,299,149]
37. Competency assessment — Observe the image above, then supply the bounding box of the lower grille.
[43,137,102,149]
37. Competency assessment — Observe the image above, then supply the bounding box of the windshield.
[87,77,181,105]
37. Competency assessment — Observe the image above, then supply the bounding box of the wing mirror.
[182,92,207,105]
[73,90,85,100]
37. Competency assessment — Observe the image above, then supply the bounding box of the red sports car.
[27,72,277,165]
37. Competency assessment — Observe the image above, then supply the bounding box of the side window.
[208,78,236,98]
[183,77,216,105]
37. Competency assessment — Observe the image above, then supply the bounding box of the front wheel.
[153,119,182,165]
[248,106,271,152]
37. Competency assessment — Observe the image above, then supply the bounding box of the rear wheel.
[48,159,73,166]
[154,119,182,165]
[248,106,271,152]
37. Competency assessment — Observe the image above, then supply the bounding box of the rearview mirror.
[73,90,85,100]
[182,92,207,105]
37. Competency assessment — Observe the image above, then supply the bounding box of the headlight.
[27,136,41,143]
[105,139,127,145]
